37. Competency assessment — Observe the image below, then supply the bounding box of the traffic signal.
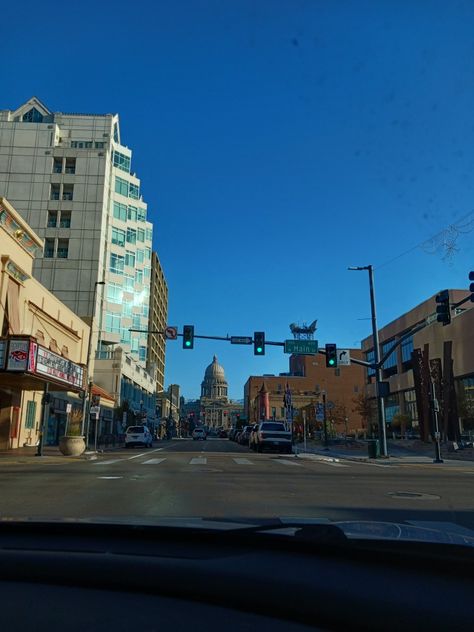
[435,290,451,326]
[470,271,474,302]
[254,331,265,356]
[182,325,194,349]
[325,343,337,368]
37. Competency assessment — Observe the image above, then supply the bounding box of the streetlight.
[348,265,388,457]
[81,280,105,444]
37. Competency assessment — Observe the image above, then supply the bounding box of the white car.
[192,427,206,441]
[125,425,153,448]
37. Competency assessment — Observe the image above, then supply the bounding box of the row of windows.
[44,238,69,258]
[115,176,140,200]
[112,202,147,224]
[113,150,131,173]
[71,141,105,149]
[50,183,74,201]
[109,252,151,276]
[47,210,71,228]
[366,335,415,380]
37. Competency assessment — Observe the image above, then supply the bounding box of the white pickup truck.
[250,421,292,454]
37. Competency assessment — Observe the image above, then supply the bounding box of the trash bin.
[367,439,380,459]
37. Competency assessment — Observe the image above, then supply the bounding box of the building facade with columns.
[199,356,243,429]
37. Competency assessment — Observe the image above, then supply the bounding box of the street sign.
[66,403,72,414]
[164,326,178,340]
[230,336,252,345]
[90,406,100,419]
[284,339,318,355]
[315,403,324,421]
[337,349,351,366]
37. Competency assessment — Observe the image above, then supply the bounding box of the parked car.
[228,428,237,441]
[248,424,260,450]
[238,426,253,445]
[252,421,292,454]
[192,427,207,441]
[125,425,153,448]
[218,429,228,438]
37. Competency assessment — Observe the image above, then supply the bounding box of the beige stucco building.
[0,197,89,449]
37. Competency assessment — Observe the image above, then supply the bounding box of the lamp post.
[348,265,388,457]
[81,280,105,443]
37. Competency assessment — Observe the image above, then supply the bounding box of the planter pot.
[59,435,86,457]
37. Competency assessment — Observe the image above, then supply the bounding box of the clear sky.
[3,1,474,399]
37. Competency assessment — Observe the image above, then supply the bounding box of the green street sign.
[284,339,318,355]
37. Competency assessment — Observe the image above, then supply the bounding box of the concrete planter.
[59,436,86,457]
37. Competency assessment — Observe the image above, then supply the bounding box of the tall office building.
[147,251,168,392]
[0,97,163,419]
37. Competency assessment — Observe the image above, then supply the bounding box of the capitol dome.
[201,355,228,399]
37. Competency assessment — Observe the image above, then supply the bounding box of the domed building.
[198,355,243,430]
[201,355,228,399]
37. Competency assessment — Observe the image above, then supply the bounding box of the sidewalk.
[0,443,123,462]
[294,440,474,467]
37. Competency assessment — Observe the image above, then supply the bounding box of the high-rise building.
[147,251,168,392]
[0,97,164,421]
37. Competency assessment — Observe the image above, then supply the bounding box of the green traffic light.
[256,347,263,353]
[185,341,191,347]
[328,358,335,366]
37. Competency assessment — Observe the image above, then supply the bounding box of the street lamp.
[81,280,105,443]
[348,265,388,457]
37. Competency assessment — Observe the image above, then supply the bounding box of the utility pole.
[348,265,388,456]
[430,377,444,463]
[35,384,49,457]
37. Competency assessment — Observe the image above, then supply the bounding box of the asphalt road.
[1,438,473,531]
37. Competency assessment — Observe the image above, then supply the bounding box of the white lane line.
[127,452,147,460]
[275,459,304,467]
[141,458,166,465]
[325,462,350,468]
[94,459,121,465]
[233,458,254,465]
[190,457,207,465]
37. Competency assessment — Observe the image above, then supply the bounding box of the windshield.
[1,2,474,551]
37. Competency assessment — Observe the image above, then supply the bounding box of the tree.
[352,393,376,436]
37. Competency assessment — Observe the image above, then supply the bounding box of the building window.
[137,228,145,242]
[107,282,123,304]
[124,274,134,291]
[113,202,127,222]
[143,266,151,278]
[139,346,147,362]
[135,269,143,284]
[47,211,58,227]
[25,401,37,429]
[129,183,140,199]
[57,239,69,258]
[127,206,137,222]
[84,141,93,148]
[384,394,400,424]
[113,150,131,173]
[105,312,121,334]
[131,337,139,352]
[120,328,131,344]
[145,247,151,260]
[136,249,144,264]
[50,184,60,200]
[280,407,285,418]
[23,107,43,123]
[112,227,126,247]
[122,302,132,317]
[110,253,125,274]
[366,349,375,379]
[146,228,153,241]
[125,251,136,267]
[59,211,71,228]
[115,176,129,197]
[95,142,105,149]
[382,340,398,377]
[142,304,149,317]
[126,228,136,244]
[62,184,74,201]
[403,389,419,425]
[132,314,141,329]
[401,335,414,371]
[65,158,76,174]
[137,207,146,222]
[53,158,63,174]
[44,238,55,258]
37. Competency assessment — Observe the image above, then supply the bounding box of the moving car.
[252,421,292,453]
[192,427,207,441]
[125,426,153,449]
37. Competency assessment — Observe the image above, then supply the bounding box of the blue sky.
[4,1,474,399]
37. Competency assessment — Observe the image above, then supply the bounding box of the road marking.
[324,462,350,468]
[97,476,123,479]
[127,452,147,460]
[141,458,166,465]
[189,457,207,465]
[94,459,121,465]
[233,458,254,465]
[275,459,304,467]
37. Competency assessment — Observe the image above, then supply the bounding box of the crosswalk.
[93,454,373,470]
